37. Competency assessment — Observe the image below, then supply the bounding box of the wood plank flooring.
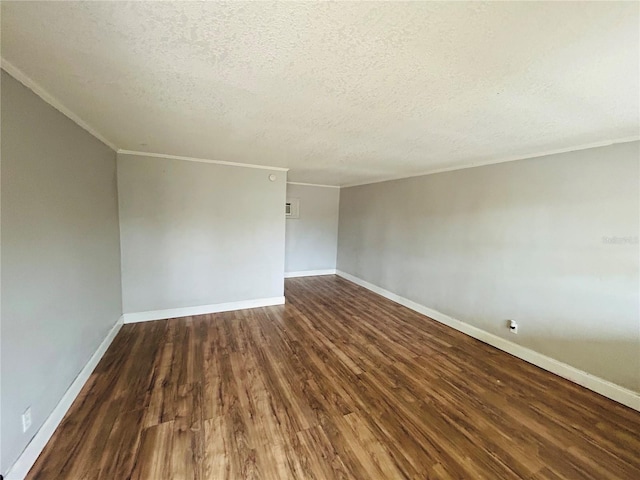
[27,275,640,479]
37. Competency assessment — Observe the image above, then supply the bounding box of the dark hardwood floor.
[27,275,640,479]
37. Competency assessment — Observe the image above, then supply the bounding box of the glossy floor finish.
[27,276,640,479]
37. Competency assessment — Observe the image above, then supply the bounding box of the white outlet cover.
[22,407,32,432]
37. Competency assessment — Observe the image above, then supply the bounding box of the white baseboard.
[6,316,125,480]
[285,269,336,278]
[123,296,286,324]
[335,270,640,412]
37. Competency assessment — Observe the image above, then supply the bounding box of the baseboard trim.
[123,296,286,324]
[285,269,337,278]
[335,270,640,412]
[5,316,125,480]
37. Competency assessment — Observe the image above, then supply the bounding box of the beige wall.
[285,184,340,273]
[1,71,122,473]
[117,154,286,314]
[338,141,640,392]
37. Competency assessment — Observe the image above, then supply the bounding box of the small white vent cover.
[286,198,300,219]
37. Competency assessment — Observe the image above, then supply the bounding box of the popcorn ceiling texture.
[1,1,638,186]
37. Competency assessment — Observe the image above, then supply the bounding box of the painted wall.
[285,184,340,274]
[337,141,640,392]
[117,154,286,314]
[1,71,123,474]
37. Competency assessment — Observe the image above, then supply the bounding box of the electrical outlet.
[508,320,518,334]
[22,407,32,432]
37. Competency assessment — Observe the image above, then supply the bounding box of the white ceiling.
[2,2,638,186]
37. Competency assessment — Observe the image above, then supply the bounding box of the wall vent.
[286,198,300,219]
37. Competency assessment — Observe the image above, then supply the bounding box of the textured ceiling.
[2,1,638,186]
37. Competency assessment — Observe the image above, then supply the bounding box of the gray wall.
[285,184,340,273]
[117,154,286,314]
[338,141,640,392]
[1,71,122,473]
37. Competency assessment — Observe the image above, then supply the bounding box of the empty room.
[1,1,639,479]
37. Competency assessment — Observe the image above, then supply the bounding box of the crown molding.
[3,56,636,186]
[287,181,340,188]
[118,149,290,172]
[1,58,119,151]
[341,136,640,188]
